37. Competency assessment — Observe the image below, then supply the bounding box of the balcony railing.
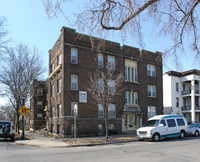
[182,106,200,111]
[181,90,191,95]
[195,90,200,94]
[181,106,191,111]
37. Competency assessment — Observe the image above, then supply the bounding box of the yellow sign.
[19,105,30,116]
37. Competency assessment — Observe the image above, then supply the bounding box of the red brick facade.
[47,27,163,136]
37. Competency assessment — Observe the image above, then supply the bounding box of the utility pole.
[21,96,25,140]
[74,104,77,141]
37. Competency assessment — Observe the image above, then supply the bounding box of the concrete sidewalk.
[14,131,138,148]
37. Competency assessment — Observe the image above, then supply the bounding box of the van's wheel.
[195,131,199,137]
[179,131,185,139]
[153,133,160,142]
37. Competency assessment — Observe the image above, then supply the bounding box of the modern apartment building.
[163,69,200,123]
[47,27,163,136]
[29,80,47,130]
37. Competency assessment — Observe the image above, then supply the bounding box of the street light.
[74,104,77,141]
[21,96,25,140]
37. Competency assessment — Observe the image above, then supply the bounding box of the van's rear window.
[176,118,185,126]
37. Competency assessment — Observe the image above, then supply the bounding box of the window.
[57,54,62,65]
[98,78,103,93]
[57,125,62,135]
[125,91,138,105]
[57,79,62,93]
[176,98,179,107]
[37,113,43,120]
[98,104,104,118]
[71,48,78,64]
[160,120,166,126]
[125,60,138,82]
[107,56,115,70]
[37,89,43,96]
[51,63,55,72]
[98,54,104,68]
[176,83,179,92]
[148,85,156,97]
[108,124,115,131]
[51,85,54,97]
[148,106,156,118]
[71,102,78,117]
[147,64,156,77]
[51,106,55,118]
[57,104,62,118]
[176,118,185,126]
[108,104,116,118]
[108,80,115,94]
[98,124,103,135]
[37,101,43,109]
[71,75,78,91]
[167,119,176,127]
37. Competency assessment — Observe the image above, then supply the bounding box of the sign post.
[74,104,77,141]
[18,98,30,140]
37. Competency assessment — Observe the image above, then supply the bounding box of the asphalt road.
[1,136,200,162]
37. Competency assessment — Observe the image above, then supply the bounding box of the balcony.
[181,90,191,95]
[181,106,191,111]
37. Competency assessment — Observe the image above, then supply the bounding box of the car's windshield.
[143,120,159,127]
[0,122,11,129]
[189,123,198,128]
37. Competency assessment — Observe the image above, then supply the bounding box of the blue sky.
[0,0,199,79]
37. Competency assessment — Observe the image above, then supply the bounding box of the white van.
[136,115,188,142]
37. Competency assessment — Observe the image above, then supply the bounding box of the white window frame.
[57,54,62,65]
[147,64,156,77]
[57,79,62,93]
[176,82,179,92]
[148,85,156,97]
[57,104,62,118]
[98,104,104,118]
[51,106,55,118]
[125,61,138,82]
[98,78,103,93]
[125,91,138,105]
[71,75,78,91]
[37,101,43,109]
[98,54,104,68]
[107,55,115,70]
[37,113,43,120]
[51,85,54,97]
[148,106,156,118]
[71,48,78,64]
[108,104,116,118]
[108,80,116,94]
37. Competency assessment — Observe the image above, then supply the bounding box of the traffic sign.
[19,105,30,116]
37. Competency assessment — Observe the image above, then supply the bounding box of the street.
[0,136,200,162]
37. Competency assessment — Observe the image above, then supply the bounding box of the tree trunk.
[16,110,20,134]
[104,105,108,139]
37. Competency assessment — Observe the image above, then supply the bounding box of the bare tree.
[0,16,9,56]
[0,105,16,124]
[88,62,124,139]
[0,43,45,133]
[43,0,200,57]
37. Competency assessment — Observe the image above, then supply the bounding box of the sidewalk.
[14,131,138,148]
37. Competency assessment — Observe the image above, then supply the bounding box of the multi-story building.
[163,69,200,124]
[29,79,47,130]
[47,27,163,136]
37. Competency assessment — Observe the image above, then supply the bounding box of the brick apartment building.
[29,80,47,130]
[47,27,163,136]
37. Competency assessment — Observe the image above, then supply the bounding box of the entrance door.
[127,114,137,130]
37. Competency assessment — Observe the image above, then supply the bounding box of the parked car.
[0,121,15,142]
[187,123,200,136]
[136,115,188,142]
